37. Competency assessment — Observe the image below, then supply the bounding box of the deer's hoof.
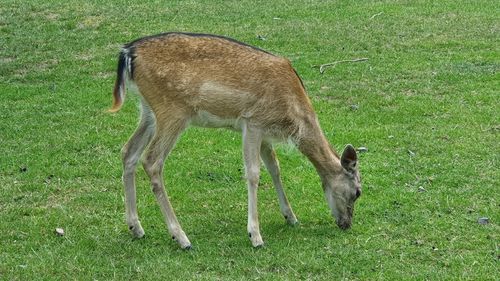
[128,223,145,238]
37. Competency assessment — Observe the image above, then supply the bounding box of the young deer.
[109,32,362,248]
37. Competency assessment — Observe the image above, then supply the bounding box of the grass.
[0,0,498,279]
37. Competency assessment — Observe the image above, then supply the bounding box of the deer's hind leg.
[122,101,155,238]
[142,107,191,249]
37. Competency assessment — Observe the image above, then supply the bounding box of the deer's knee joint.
[122,147,141,168]
[151,181,164,194]
[246,165,260,177]
[246,168,260,187]
[248,177,259,188]
[142,158,159,175]
[123,158,138,172]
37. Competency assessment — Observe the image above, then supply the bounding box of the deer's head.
[323,145,362,230]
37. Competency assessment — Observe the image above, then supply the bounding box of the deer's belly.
[190,110,243,131]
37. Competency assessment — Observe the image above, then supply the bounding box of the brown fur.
[133,34,311,137]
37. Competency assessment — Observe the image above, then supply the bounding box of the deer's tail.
[108,48,132,113]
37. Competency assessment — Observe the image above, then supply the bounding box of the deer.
[109,32,362,249]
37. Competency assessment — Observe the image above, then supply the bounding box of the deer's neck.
[296,119,342,179]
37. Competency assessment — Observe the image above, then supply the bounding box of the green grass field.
[1,0,498,280]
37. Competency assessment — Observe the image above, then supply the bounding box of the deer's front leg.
[243,123,264,247]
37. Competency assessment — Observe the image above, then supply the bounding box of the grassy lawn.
[1,0,498,279]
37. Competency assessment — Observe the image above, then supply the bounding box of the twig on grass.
[370,12,384,20]
[314,58,369,74]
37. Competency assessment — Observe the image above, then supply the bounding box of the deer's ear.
[341,144,358,172]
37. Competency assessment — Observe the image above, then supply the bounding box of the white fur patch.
[191,110,243,130]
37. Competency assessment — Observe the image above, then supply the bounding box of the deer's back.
[126,33,314,136]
